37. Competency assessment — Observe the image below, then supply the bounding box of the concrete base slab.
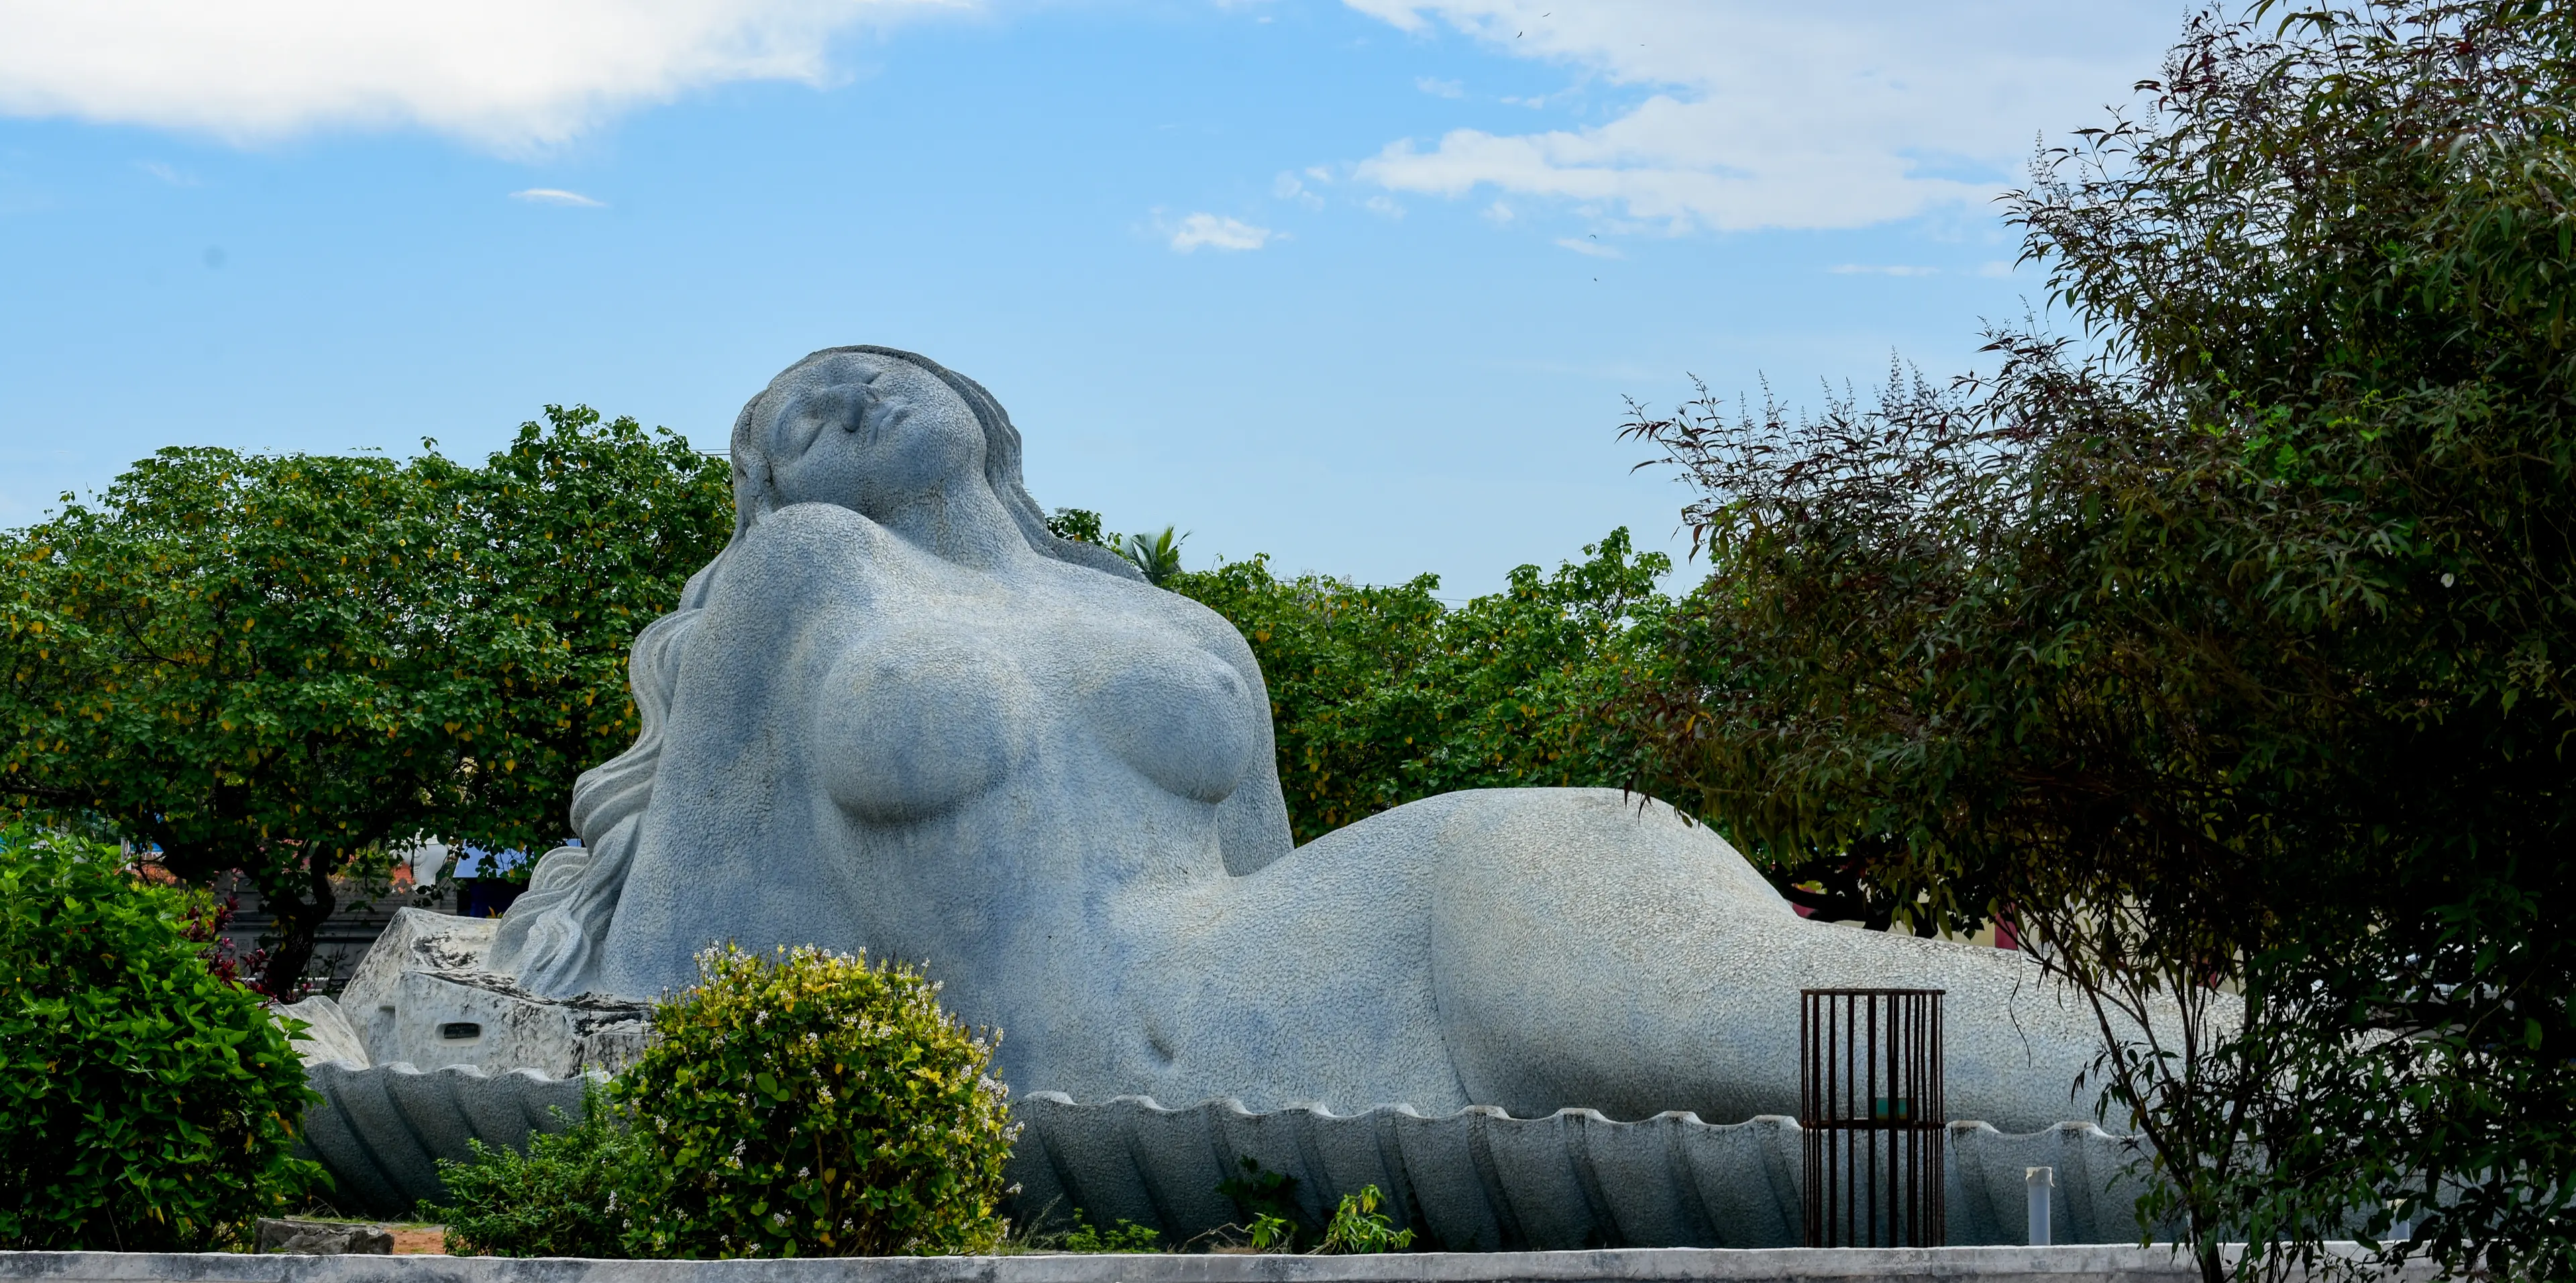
[0,1246,2426,1283]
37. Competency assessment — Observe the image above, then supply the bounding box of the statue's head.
[720,346,1138,580]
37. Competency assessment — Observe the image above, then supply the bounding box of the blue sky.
[0,1,2188,597]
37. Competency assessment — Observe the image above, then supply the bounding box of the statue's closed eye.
[775,385,884,454]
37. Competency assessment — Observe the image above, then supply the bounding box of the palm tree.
[1120,526,1187,586]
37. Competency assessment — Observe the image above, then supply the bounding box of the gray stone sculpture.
[369,344,2137,1137]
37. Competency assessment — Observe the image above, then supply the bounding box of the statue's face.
[761,355,987,519]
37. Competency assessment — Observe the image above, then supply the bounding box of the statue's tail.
[490,603,702,997]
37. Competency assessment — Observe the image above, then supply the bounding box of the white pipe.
[2026,1166,2053,1247]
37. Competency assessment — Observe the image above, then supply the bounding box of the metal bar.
[1799,988,1945,1248]
[1866,992,1878,1244]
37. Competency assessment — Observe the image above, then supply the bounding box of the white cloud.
[1828,263,1935,276]
[1555,236,1619,258]
[1415,76,1464,98]
[0,0,964,152]
[136,159,195,186]
[1273,171,1324,209]
[1345,0,2180,232]
[1363,195,1405,219]
[1169,213,1275,253]
[1273,172,1303,198]
[513,187,604,207]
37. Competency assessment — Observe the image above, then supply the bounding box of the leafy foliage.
[1246,1215,1295,1252]
[1317,1185,1413,1255]
[1619,3,2576,1278]
[1215,1156,1305,1248]
[1042,507,1106,546]
[1119,526,1189,586]
[1058,1211,1163,1252]
[1169,529,1671,843]
[176,882,268,988]
[0,409,727,988]
[616,944,1018,1258]
[0,448,504,990]
[0,822,323,1250]
[417,407,734,873]
[420,1082,642,1259]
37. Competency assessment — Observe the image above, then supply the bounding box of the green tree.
[1619,3,2576,1278]
[423,407,732,865]
[1043,507,1106,546]
[1170,529,1670,843]
[1119,526,1189,586]
[0,448,529,992]
[0,410,729,990]
[0,822,323,1249]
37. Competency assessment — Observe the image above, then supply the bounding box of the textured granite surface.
[1009,1095,2164,1250]
[297,1061,596,1217]
[293,1060,2151,1240]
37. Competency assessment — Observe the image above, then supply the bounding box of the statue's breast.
[813,626,1036,824]
[809,587,1265,823]
[1083,641,1263,804]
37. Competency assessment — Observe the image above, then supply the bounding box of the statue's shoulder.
[741,501,897,553]
[702,504,912,609]
[1042,558,1260,662]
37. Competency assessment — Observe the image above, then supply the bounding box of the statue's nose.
[842,387,880,432]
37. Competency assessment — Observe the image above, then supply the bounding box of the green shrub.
[1216,1157,1305,1249]
[1317,1185,1413,1254]
[420,1082,640,1258]
[0,822,324,1249]
[617,943,1018,1258]
[1059,1210,1161,1252]
[1247,1214,1296,1251]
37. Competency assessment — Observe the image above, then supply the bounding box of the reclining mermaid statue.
[485,345,2118,1132]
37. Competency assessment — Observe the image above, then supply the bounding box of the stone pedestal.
[278,908,645,1078]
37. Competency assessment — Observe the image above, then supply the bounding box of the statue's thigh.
[1422,789,1805,1122]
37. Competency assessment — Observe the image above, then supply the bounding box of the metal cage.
[1800,988,1946,1247]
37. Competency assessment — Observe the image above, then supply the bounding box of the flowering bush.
[616,944,1017,1258]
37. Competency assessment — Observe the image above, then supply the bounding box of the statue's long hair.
[489,346,1139,996]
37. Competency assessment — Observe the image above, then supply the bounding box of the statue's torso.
[598,504,1319,1093]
